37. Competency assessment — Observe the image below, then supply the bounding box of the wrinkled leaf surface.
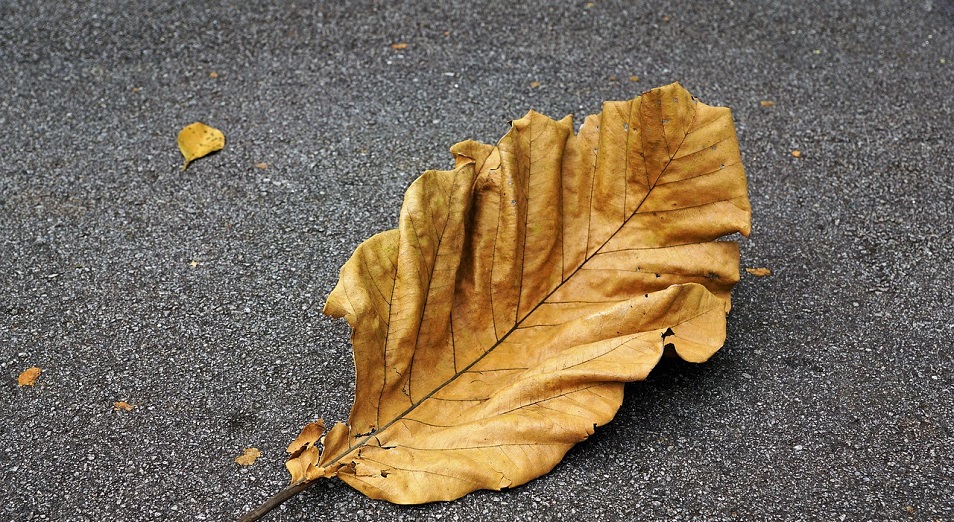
[292,83,751,503]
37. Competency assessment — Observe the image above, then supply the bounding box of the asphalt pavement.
[1,1,952,520]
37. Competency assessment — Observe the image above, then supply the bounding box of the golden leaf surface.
[236,448,262,466]
[177,122,225,170]
[17,367,42,387]
[299,83,751,503]
[113,401,136,411]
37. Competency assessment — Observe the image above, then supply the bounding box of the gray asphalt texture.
[2,1,952,521]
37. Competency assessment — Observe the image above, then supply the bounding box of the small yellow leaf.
[189,260,198,268]
[529,81,541,88]
[209,71,219,79]
[791,149,802,158]
[113,401,135,411]
[254,162,268,169]
[629,75,641,82]
[235,447,262,466]
[177,122,225,170]
[746,267,772,277]
[390,42,408,50]
[760,100,775,107]
[17,367,41,386]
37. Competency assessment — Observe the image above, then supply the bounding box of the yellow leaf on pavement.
[280,83,751,504]
[235,448,262,466]
[18,367,41,386]
[177,122,225,170]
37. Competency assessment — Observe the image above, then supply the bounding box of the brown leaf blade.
[236,447,262,466]
[18,367,41,386]
[302,83,750,503]
[113,401,135,411]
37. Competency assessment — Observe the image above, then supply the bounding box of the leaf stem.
[238,480,316,522]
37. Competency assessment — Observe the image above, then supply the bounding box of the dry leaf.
[791,149,802,158]
[177,122,225,170]
[255,162,268,169]
[113,401,135,411]
[236,448,262,466]
[745,267,772,277]
[529,81,541,88]
[286,420,326,484]
[209,71,219,79]
[251,83,750,515]
[17,367,41,386]
[759,100,775,107]
[304,82,748,502]
[390,42,408,50]
[630,75,641,82]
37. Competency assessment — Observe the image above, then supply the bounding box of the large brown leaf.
[292,83,750,504]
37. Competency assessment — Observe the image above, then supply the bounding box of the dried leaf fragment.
[177,122,225,170]
[390,42,408,50]
[287,420,325,455]
[529,81,541,88]
[746,267,772,277]
[760,100,775,107]
[269,83,751,509]
[285,420,325,484]
[113,401,136,411]
[236,448,262,466]
[791,149,802,158]
[17,367,41,386]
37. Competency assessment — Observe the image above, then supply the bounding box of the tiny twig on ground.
[238,480,315,522]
